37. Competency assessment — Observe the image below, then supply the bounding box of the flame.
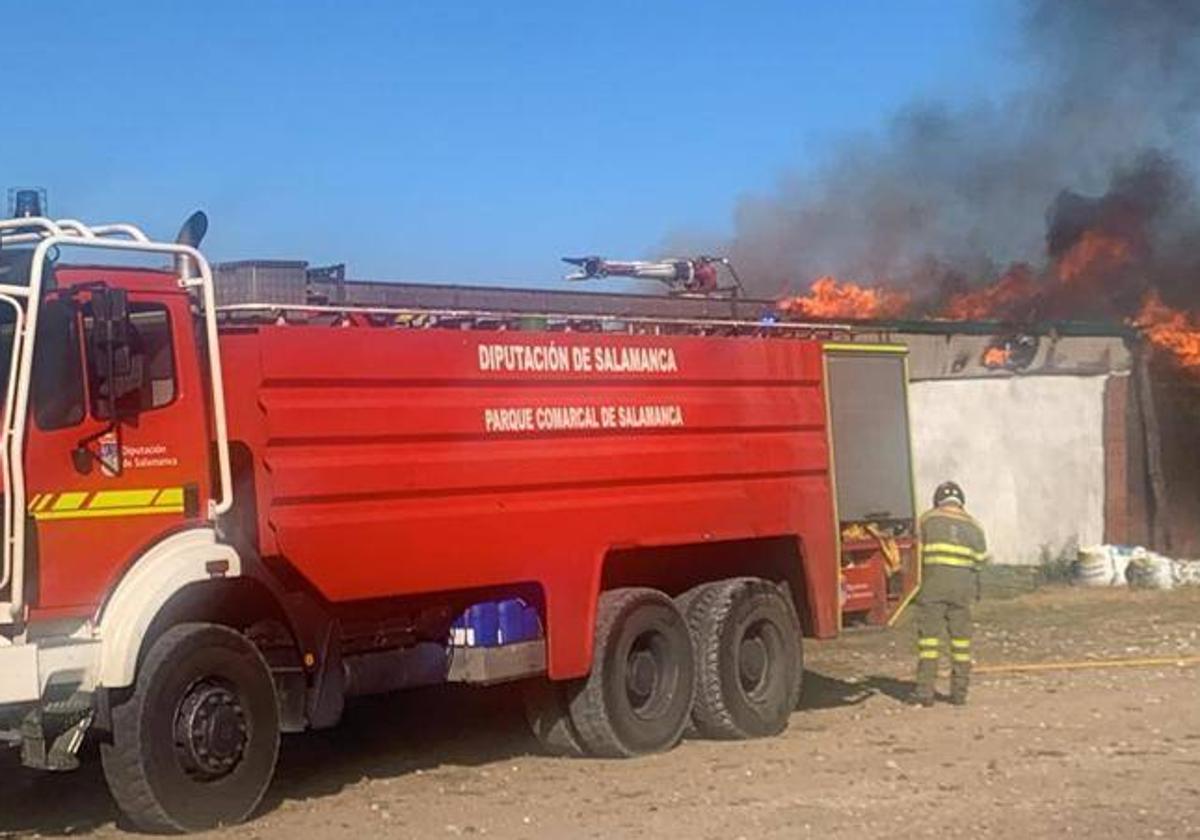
[940,264,1037,320]
[1056,230,1131,283]
[982,345,1011,368]
[935,232,1132,321]
[1134,292,1200,372]
[775,229,1138,325]
[778,276,910,320]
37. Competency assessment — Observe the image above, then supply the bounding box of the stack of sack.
[1074,545,1200,590]
[1123,548,1175,590]
[1073,545,1132,587]
[1171,558,1200,587]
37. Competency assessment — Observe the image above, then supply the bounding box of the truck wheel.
[100,623,281,833]
[522,678,586,757]
[684,578,802,740]
[673,584,712,737]
[567,588,694,758]
[674,583,708,623]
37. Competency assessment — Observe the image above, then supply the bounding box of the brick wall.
[1153,375,1200,556]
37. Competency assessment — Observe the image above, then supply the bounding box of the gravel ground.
[2,585,1198,839]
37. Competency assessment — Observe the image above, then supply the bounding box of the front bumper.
[0,639,99,770]
[0,638,99,707]
[0,642,39,705]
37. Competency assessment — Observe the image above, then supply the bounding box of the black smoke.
[690,0,1200,308]
[1041,151,1198,318]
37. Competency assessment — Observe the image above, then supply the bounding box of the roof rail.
[215,302,853,338]
[0,218,149,245]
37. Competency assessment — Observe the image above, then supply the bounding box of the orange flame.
[940,264,1037,320]
[982,345,1012,368]
[1134,292,1200,372]
[776,228,1137,324]
[777,276,911,320]
[1056,230,1131,283]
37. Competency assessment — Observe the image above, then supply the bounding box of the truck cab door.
[23,286,212,616]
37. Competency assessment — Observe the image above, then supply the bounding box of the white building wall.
[908,375,1109,566]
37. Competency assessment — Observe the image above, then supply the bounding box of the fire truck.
[0,213,920,832]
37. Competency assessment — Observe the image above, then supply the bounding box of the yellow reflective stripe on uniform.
[919,650,940,660]
[951,653,972,663]
[918,637,941,648]
[951,638,971,649]
[923,555,978,568]
[924,542,980,560]
[29,487,187,521]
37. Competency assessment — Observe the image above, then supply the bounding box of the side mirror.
[92,287,130,370]
[90,289,139,417]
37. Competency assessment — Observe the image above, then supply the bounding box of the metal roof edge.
[851,318,1137,339]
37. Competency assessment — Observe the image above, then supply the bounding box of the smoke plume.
[703,0,1200,311]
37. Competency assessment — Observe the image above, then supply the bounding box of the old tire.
[684,578,802,740]
[522,678,586,757]
[567,588,694,758]
[100,623,281,833]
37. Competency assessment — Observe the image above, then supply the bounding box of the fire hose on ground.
[973,654,1200,675]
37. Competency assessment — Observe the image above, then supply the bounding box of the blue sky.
[4,1,1020,286]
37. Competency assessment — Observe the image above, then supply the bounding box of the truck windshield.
[0,247,35,289]
[0,299,16,592]
[0,300,17,471]
[0,302,17,409]
[0,250,29,432]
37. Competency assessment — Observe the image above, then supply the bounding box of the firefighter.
[912,481,988,707]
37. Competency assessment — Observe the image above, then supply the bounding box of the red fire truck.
[0,215,920,832]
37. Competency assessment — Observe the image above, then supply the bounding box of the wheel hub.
[738,633,768,693]
[174,681,248,779]
[626,648,659,703]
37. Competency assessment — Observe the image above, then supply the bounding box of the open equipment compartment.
[823,344,920,627]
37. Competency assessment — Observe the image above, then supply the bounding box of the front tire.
[567,588,694,758]
[101,623,281,833]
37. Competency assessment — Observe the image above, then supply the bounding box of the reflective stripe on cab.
[26,488,186,520]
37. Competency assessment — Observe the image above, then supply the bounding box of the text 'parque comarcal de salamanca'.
[476,342,685,433]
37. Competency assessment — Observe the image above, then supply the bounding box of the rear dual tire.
[679,578,803,739]
[546,588,695,758]
[522,678,586,757]
[523,579,801,757]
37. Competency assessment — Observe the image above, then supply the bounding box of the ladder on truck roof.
[215,301,853,338]
[213,273,854,339]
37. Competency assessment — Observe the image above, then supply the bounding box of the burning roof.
[775,276,910,321]
[1135,293,1200,372]
[773,167,1200,376]
[674,0,1200,376]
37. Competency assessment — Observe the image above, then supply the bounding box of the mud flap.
[19,701,93,771]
